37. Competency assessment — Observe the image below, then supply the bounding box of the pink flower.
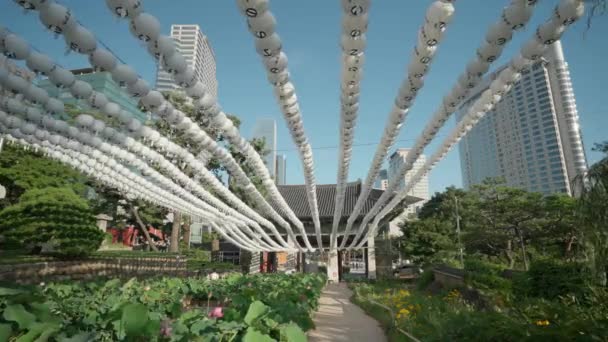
[160,319,172,337]
[208,306,224,318]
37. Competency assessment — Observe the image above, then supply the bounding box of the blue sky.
[1,1,606,194]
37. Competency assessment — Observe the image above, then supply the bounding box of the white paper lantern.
[247,11,276,39]
[185,82,206,100]
[106,0,142,18]
[3,73,29,93]
[14,0,50,10]
[48,67,75,88]
[342,13,368,39]
[413,45,435,65]
[161,53,187,74]
[111,64,138,86]
[24,85,49,105]
[76,114,94,129]
[341,35,366,56]
[502,3,533,30]
[267,70,289,86]
[89,92,109,109]
[129,13,160,42]
[39,3,74,34]
[70,80,93,100]
[53,120,69,133]
[466,59,490,78]
[426,0,455,30]
[535,19,565,45]
[89,49,117,72]
[521,40,545,60]
[141,90,163,110]
[255,33,282,57]
[237,0,269,18]
[25,107,43,123]
[118,110,132,124]
[341,0,370,16]
[91,119,105,133]
[556,0,585,25]
[146,35,175,59]
[64,24,97,54]
[41,115,55,129]
[477,41,502,63]
[126,78,149,97]
[3,34,30,60]
[174,68,197,87]
[486,21,512,46]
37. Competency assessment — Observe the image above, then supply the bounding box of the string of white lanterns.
[0,58,291,252]
[0,24,296,251]
[347,0,541,249]
[355,0,585,249]
[340,0,455,249]
[235,0,322,250]
[330,0,371,251]
[0,109,269,251]
[97,0,312,251]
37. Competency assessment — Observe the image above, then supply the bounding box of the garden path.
[308,282,387,342]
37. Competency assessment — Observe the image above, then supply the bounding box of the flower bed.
[0,273,326,341]
[350,280,608,341]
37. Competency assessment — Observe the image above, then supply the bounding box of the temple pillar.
[367,238,377,280]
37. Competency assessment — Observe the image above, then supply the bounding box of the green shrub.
[0,187,104,257]
[515,259,593,301]
[464,258,511,292]
[416,269,435,291]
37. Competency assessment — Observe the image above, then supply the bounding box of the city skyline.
[458,41,586,196]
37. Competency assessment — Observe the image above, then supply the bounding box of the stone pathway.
[308,283,387,342]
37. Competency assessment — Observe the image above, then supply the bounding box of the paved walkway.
[308,283,387,342]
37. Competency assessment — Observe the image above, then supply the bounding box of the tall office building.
[275,154,287,185]
[155,24,217,98]
[252,118,277,178]
[458,41,587,196]
[388,148,430,216]
[373,169,388,190]
[36,68,147,122]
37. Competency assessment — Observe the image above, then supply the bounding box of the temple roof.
[274,181,423,221]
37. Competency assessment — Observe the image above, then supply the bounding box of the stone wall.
[0,257,188,284]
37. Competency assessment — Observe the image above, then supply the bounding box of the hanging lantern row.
[330,0,371,251]
[0,121,263,252]
[235,0,322,251]
[96,0,308,251]
[0,61,288,252]
[340,0,455,249]
[355,0,585,249]
[0,83,287,250]
[0,106,274,251]
[0,24,296,251]
[347,0,540,250]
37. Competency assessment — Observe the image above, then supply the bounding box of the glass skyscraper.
[252,118,277,178]
[155,24,217,98]
[388,148,430,216]
[36,68,147,122]
[457,41,587,196]
[275,154,287,185]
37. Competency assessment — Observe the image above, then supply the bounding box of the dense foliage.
[351,279,608,341]
[0,144,87,209]
[0,273,325,341]
[0,187,104,257]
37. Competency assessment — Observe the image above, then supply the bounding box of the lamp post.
[454,195,464,266]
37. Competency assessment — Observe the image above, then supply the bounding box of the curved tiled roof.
[274,180,422,221]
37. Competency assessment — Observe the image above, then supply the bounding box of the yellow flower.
[534,320,550,327]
